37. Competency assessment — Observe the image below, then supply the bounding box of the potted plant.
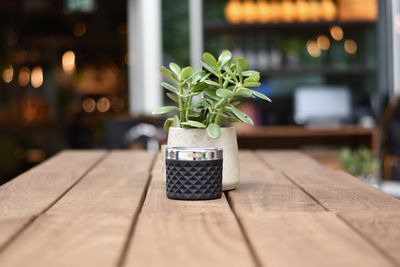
[339,147,380,186]
[153,50,271,190]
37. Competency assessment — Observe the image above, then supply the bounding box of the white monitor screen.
[294,86,351,124]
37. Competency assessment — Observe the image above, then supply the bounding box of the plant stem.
[178,82,186,124]
[185,96,193,121]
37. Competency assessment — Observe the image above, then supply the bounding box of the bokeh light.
[31,67,44,88]
[82,98,96,113]
[2,65,14,83]
[96,97,110,112]
[62,50,76,75]
[306,40,321,57]
[317,35,330,50]
[18,67,30,87]
[330,25,344,41]
[344,39,357,55]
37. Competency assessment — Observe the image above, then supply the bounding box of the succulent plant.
[153,50,271,138]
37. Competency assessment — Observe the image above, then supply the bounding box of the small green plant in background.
[339,147,380,178]
[152,50,271,138]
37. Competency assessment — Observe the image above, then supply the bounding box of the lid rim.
[165,147,223,161]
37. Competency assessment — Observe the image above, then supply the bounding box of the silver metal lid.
[165,147,223,161]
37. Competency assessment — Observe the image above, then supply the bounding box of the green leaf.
[161,82,178,93]
[234,57,249,71]
[199,73,211,82]
[185,91,202,97]
[207,123,221,139]
[218,50,232,67]
[163,118,175,131]
[202,62,219,77]
[252,90,272,102]
[169,63,181,78]
[204,89,219,100]
[243,81,261,87]
[152,106,178,115]
[192,82,207,93]
[181,120,207,128]
[216,88,234,98]
[215,98,228,109]
[202,52,219,70]
[197,100,211,109]
[192,70,206,83]
[180,66,193,80]
[204,79,221,87]
[226,106,254,125]
[223,66,238,83]
[236,88,253,97]
[244,75,260,83]
[166,92,179,103]
[242,70,260,77]
[160,66,178,83]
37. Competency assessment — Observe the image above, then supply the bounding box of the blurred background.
[0,0,399,193]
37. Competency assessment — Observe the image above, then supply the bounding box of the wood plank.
[339,211,400,265]
[227,151,397,267]
[0,150,106,250]
[258,151,400,212]
[228,151,323,214]
[0,151,156,267]
[124,155,256,267]
[239,212,395,267]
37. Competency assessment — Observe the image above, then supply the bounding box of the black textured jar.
[165,147,223,200]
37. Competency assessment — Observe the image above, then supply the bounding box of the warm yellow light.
[2,65,14,83]
[18,67,30,87]
[321,0,337,21]
[306,40,321,57]
[257,0,272,23]
[344,39,357,55]
[96,97,110,113]
[330,25,344,41]
[308,0,321,22]
[281,0,296,23]
[296,0,310,22]
[224,0,243,24]
[242,0,258,24]
[31,67,44,88]
[73,23,86,37]
[317,35,330,50]
[62,50,76,75]
[82,98,96,113]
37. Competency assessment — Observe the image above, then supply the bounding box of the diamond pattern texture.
[166,159,223,200]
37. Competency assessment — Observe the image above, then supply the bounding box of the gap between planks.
[256,150,400,266]
[0,151,108,254]
[116,152,158,267]
[224,191,263,267]
[0,151,157,267]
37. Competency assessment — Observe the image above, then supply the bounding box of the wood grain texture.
[339,211,400,265]
[0,151,155,267]
[228,151,323,214]
[0,150,106,250]
[124,156,256,267]
[239,212,395,267]
[258,151,400,212]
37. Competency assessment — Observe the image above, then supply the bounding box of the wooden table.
[0,150,400,267]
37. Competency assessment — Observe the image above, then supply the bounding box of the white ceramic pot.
[166,126,240,191]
